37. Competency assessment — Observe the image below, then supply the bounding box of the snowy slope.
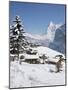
[10,61,65,88]
[10,46,65,88]
[36,46,64,57]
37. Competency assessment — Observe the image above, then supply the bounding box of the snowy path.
[10,61,65,88]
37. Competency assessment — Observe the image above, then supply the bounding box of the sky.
[9,1,65,34]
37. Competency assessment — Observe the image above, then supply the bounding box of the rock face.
[49,24,66,54]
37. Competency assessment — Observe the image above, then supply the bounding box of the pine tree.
[10,16,27,61]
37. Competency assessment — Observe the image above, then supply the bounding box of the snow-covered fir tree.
[10,16,28,61]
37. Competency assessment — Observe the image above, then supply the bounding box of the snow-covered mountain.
[46,21,62,42]
[49,24,65,54]
[24,22,62,47]
[24,33,50,46]
[24,33,46,40]
[24,22,65,54]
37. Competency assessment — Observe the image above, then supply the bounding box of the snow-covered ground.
[10,46,65,88]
